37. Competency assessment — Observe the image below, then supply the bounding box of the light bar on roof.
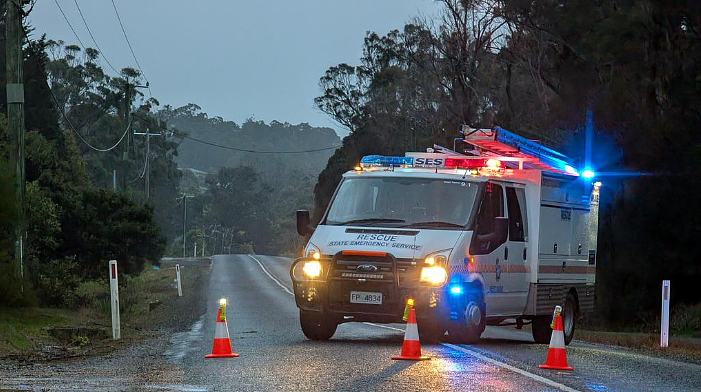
[360,155,414,167]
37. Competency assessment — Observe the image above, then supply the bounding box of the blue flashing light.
[564,165,579,176]
[581,169,596,179]
[360,155,414,166]
[449,285,462,295]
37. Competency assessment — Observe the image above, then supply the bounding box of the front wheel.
[418,320,446,343]
[300,310,337,340]
[448,299,486,344]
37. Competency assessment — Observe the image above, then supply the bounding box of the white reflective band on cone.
[549,329,566,349]
[404,322,419,341]
[214,321,230,339]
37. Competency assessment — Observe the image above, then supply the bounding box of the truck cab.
[291,127,599,344]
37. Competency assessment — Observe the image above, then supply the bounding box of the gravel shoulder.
[0,258,211,390]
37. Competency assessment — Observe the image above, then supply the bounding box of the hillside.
[160,104,340,181]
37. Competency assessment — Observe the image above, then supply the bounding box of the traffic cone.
[392,308,430,361]
[539,314,573,371]
[205,299,239,358]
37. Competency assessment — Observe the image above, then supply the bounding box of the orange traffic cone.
[392,308,430,361]
[205,299,239,358]
[539,313,573,371]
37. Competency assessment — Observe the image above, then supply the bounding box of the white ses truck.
[291,126,600,345]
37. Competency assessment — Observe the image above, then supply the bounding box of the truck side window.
[475,183,504,235]
[506,187,525,242]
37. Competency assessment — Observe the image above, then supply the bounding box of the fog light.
[302,261,322,278]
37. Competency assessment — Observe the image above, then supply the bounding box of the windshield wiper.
[402,221,465,228]
[333,218,406,226]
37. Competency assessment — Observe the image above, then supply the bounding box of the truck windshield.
[325,177,479,229]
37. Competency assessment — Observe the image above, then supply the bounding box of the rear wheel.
[531,315,552,344]
[563,292,577,345]
[448,297,486,344]
[531,292,578,345]
[300,310,337,340]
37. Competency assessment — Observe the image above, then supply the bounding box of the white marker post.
[661,280,670,348]
[109,260,121,340]
[176,264,183,297]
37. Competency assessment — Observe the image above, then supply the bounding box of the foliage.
[0,29,167,306]
[313,0,701,328]
[160,104,339,179]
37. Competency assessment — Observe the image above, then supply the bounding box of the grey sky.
[29,0,441,137]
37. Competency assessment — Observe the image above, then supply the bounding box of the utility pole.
[179,194,194,258]
[133,128,162,200]
[6,0,28,283]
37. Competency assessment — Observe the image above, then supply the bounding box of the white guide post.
[661,280,670,348]
[176,264,183,297]
[109,260,121,340]
[194,242,197,258]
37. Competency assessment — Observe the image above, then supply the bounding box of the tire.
[418,320,446,343]
[531,315,552,344]
[531,292,578,345]
[447,296,486,344]
[299,310,337,340]
[563,292,577,345]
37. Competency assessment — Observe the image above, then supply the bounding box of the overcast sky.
[28,0,441,137]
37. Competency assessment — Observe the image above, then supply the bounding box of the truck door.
[504,185,530,314]
[469,182,510,315]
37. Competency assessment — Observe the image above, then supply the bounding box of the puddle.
[163,315,205,362]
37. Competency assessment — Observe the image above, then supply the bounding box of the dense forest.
[312,0,701,329]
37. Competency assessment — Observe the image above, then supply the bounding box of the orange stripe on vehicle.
[342,250,387,257]
[538,265,596,274]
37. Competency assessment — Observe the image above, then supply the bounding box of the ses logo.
[413,157,444,167]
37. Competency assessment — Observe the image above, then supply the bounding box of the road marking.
[250,254,581,392]
[442,343,581,392]
[248,254,294,295]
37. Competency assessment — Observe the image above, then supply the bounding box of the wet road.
[2,254,701,391]
[174,254,701,392]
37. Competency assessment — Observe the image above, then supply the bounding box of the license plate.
[350,291,383,305]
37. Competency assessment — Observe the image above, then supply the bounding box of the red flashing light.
[444,158,502,169]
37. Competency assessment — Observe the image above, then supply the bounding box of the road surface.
[2,254,701,391]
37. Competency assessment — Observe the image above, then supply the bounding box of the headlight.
[305,243,321,260]
[424,254,447,265]
[302,261,322,278]
[420,266,447,285]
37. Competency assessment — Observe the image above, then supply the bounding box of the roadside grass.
[0,307,87,355]
[0,259,208,360]
[576,330,701,363]
[577,302,701,363]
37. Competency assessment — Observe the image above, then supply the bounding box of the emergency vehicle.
[291,126,599,344]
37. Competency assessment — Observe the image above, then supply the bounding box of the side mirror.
[494,217,509,245]
[296,210,315,236]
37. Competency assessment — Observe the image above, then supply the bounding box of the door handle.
[504,246,509,260]
[523,248,527,261]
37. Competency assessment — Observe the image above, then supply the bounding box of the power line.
[72,0,121,75]
[110,0,151,96]
[131,113,341,154]
[54,0,87,49]
[23,23,134,152]
[181,134,341,154]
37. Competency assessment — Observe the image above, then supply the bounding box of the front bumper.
[290,255,450,323]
